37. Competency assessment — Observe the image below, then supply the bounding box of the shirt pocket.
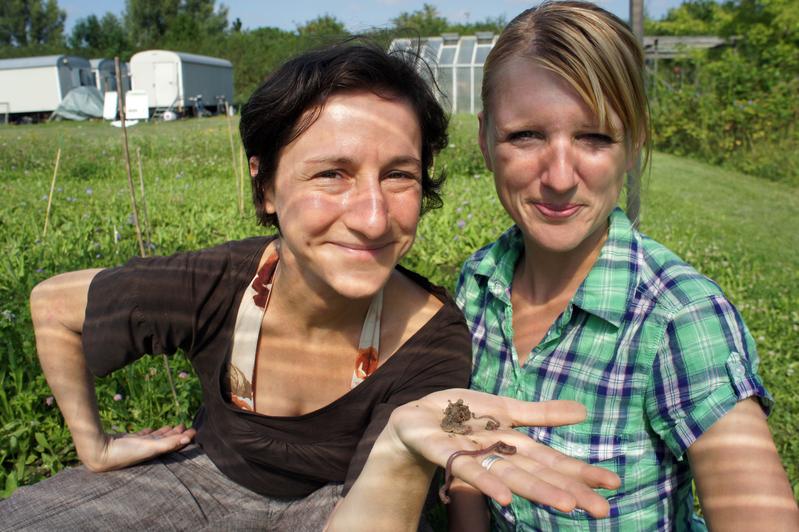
[533,427,630,466]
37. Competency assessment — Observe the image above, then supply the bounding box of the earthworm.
[473,413,501,430]
[438,441,517,504]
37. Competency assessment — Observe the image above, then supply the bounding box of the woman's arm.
[688,398,799,531]
[30,270,195,472]
[327,389,620,531]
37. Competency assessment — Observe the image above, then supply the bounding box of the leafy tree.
[68,13,129,57]
[297,15,346,37]
[0,0,66,47]
[391,4,450,36]
[123,0,179,47]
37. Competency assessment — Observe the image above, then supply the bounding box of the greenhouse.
[389,32,497,114]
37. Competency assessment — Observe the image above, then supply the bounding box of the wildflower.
[66,196,76,203]
[85,187,93,195]
[45,396,54,407]
[456,207,463,213]
[149,367,157,376]
[113,393,123,401]
[178,371,189,380]
[41,195,48,200]
[456,219,466,230]
[36,268,44,273]
[1,310,16,322]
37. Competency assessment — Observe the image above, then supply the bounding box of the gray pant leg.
[0,445,343,532]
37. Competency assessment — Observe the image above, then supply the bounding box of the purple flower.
[456,219,466,230]
[45,396,54,407]
[178,371,189,380]
[36,268,44,273]
[85,187,93,195]
[113,393,123,401]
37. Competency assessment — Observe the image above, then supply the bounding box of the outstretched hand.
[386,388,620,517]
[83,424,196,472]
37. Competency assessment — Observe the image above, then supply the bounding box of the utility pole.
[627,0,644,227]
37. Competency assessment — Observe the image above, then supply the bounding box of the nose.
[539,140,578,193]
[344,177,390,239]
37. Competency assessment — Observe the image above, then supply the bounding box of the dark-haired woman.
[0,43,616,531]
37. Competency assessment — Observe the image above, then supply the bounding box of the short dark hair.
[240,41,449,228]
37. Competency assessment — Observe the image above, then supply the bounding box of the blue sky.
[59,0,687,33]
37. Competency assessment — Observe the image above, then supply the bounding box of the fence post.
[627,0,644,227]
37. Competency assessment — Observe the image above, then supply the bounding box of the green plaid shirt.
[456,208,772,531]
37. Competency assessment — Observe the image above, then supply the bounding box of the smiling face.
[479,58,633,258]
[255,91,423,301]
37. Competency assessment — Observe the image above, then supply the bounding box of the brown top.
[82,236,472,498]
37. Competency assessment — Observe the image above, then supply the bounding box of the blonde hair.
[482,1,650,167]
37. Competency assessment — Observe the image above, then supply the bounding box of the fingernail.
[180,437,190,444]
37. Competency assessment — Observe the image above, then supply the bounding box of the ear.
[250,156,276,214]
[477,111,493,172]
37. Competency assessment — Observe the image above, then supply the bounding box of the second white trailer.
[129,50,233,114]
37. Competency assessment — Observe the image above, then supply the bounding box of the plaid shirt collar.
[472,207,640,328]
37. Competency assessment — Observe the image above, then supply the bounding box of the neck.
[267,245,374,335]
[514,222,608,306]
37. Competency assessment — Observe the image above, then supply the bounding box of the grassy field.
[1,116,797,503]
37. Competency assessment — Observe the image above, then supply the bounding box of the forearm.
[327,424,436,531]
[31,270,108,470]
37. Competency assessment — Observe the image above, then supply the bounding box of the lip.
[330,241,393,258]
[533,202,582,219]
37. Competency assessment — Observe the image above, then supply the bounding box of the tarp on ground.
[50,86,104,121]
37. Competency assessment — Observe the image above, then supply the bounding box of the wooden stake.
[238,143,246,214]
[115,57,180,415]
[225,102,243,215]
[114,57,146,258]
[135,147,153,252]
[42,148,61,237]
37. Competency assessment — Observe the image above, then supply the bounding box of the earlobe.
[477,112,493,172]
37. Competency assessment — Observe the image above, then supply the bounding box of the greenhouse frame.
[389,32,497,115]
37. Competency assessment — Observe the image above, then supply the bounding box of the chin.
[326,270,393,301]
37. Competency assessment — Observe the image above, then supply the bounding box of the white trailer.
[129,50,233,115]
[89,58,131,94]
[0,55,94,116]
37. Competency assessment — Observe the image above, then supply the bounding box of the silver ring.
[480,454,504,472]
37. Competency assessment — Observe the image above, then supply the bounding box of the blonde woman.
[450,2,798,530]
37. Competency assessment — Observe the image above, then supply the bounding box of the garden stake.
[42,147,61,237]
[114,57,146,258]
[239,143,246,213]
[135,147,153,251]
[225,102,243,215]
[115,58,180,415]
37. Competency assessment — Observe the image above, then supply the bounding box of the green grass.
[0,115,797,503]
